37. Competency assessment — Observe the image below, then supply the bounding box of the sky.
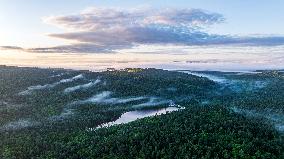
[0,0,284,71]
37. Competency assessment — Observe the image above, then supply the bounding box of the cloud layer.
[41,7,226,53]
[2,7,284,53]
[44,7,224,31]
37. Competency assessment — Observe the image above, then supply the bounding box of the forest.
[0,65,283,158]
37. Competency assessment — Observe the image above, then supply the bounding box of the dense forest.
[0,65,283,158]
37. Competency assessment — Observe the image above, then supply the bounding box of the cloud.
[19,74,84,95]
[3,7,284,53]
[70,91,147,106]
[0,46,23,50]
[38,7,227,53]
[230,36,284,46]
[44,7,224,31]
[132,97,171,108]
[64,79,101,93]
[27,43,118,53]
[1,44,118,53]
[42,8,226,49]
[48,28,221,46]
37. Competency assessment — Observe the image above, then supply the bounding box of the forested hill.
[0,66,283,158]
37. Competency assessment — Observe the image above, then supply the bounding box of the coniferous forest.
[0,66,283,158]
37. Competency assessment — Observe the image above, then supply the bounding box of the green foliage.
[0,66,283,158]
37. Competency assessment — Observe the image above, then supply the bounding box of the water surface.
[93,107,183,130]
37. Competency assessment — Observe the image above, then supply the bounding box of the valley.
[0,66,283,158]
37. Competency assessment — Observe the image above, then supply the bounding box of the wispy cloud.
[0,46,23,50]
[2,7,284,53]
[19,74,84,95]
[43,7,224,31]
[1,44,116,53]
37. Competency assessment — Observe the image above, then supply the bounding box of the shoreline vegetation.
[0,65,283,158]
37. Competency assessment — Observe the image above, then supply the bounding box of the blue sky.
[0,0,284,71]
[1,0,284,47]
[1,0,284,38]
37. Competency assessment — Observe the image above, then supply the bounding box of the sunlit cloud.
[2,7,284,53]
[43,7,224,31]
